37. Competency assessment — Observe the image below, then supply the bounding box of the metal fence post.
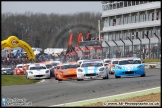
[127,37,133,57]
[119,38,125,58]
[136,36,142,59]
[144,34,150,59]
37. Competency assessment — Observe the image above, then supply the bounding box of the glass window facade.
[113,3,116,9]
[112,33,116,40]
[124,1,127,7]
[123,15,128,24]
[128,15,131,23]
[128,1,131,6]
[120,2,123,8]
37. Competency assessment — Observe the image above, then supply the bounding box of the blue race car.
[114,58,145,78]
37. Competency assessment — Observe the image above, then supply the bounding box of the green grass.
[142,58,161,63]
[1,75,41,86]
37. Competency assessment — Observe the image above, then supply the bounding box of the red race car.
[14,64,26,75]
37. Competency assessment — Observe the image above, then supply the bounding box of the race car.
[107,58,121,75]
[26,63,50,79]
[114,58,145,78]
[1,68,14,75]
[76,59,109,81]
[55,62,80,81]
[14,64,26,75]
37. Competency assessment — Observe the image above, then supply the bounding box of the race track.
[2,69,161,106]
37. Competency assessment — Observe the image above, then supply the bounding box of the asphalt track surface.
[2,69,161,106]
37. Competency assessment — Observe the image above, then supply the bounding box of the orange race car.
[14,64,27,75]
[54,62,80,81]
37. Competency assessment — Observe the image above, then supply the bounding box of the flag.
[68,33,74,47]
[76,33,82,47]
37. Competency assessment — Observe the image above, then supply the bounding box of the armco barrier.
[144,62,161,69]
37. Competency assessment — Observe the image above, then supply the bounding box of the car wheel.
[103,73,108,79]
[115,75,121,78]
[58,79,62,81]
[77,78,83,81]
[141,73,146,77]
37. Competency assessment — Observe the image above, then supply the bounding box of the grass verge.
[2,75,41,86]
[142,58,161,63]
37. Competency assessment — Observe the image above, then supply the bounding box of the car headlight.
[29,71,33,74]
[46,70,49,73]
[138,65,142,69]
[78,69,83,72]
[99,68,104,71]
[117,66,121,70]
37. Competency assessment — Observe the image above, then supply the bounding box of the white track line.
[49,86,160,106]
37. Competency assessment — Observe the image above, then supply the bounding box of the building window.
[120,2,123,8]
[128,14,131,23]
[136,32,138,39]
[144,1,147,3]
[136,13,139,23]
[143,14,146,22]
[113,19,116,26]
[116,33,119,41]
[142,30,145,39]
[127,31,130,40]
[112,33,116,41]
[116,17,119,25]
[140,14,143,22]
[136,1,139,5]
[102,5,105,11]
[148,12,152,21]
[146,12,149,21]
[138,31,141,39]
[109,4,112,10]
[156,12,159,20]
[109,18,113,26]
[123,15,128,24]
[159,11,161,19]
[106,4,109,10]
[109,33,112,41]
[119,32,122,40]
[132,1,135,5]
[113,3,116,9]
[128,1,131,6]
[140,1,143,4]
[152,12,154,21]
[131,32,135,40]
[104,18,108,27]
[117,3,120,8]
[124,1,127,7]
[132,15,136,23]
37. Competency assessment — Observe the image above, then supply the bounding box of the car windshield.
[119,60,130,65]
[52,63,58,66]
[17,66,23,68]
[61,64,79,69]
[46,64,52,69]
[128,60,141,64]
[105,60,111,63]
[112,61,118,64]
[30,66,46,70]
[81,63,103,67]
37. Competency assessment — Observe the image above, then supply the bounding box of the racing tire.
[58,79,62,81]
[103,74,109,79]
[55,77,58,80]
[141,73,146,77]
[77,78,83,81]
[115,75,121,78]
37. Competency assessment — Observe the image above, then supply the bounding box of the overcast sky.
[2,1,102,14]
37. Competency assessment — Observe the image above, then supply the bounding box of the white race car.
[76,60,109,81]
[26,63,50,79]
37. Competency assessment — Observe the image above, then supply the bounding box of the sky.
[2,1,103,14]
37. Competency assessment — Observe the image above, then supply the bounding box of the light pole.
[136,36,142,59]
[119,38,125,57]
[154,33,160,59]
[127,37,133,57]
[144,34,150,59]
